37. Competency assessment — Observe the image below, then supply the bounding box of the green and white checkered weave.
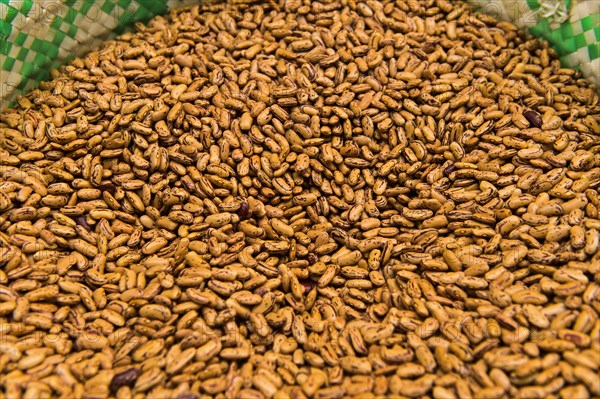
[0,0,197,107]
[1,0,599,108]
[472,0,600,87]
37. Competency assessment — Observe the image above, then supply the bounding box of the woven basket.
[472,0,600,86]
[1,0,599,108]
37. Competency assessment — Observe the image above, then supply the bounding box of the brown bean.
[1,1,599,397]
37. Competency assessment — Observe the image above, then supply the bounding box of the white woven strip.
[570,0,600,21]
[537,0,569,28]
[584,59,600,87]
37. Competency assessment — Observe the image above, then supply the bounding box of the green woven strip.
[526,0,542,11]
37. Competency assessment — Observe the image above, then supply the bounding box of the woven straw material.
[1,0,599,107]
[472,0,600,87]
[0,0,197,107]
